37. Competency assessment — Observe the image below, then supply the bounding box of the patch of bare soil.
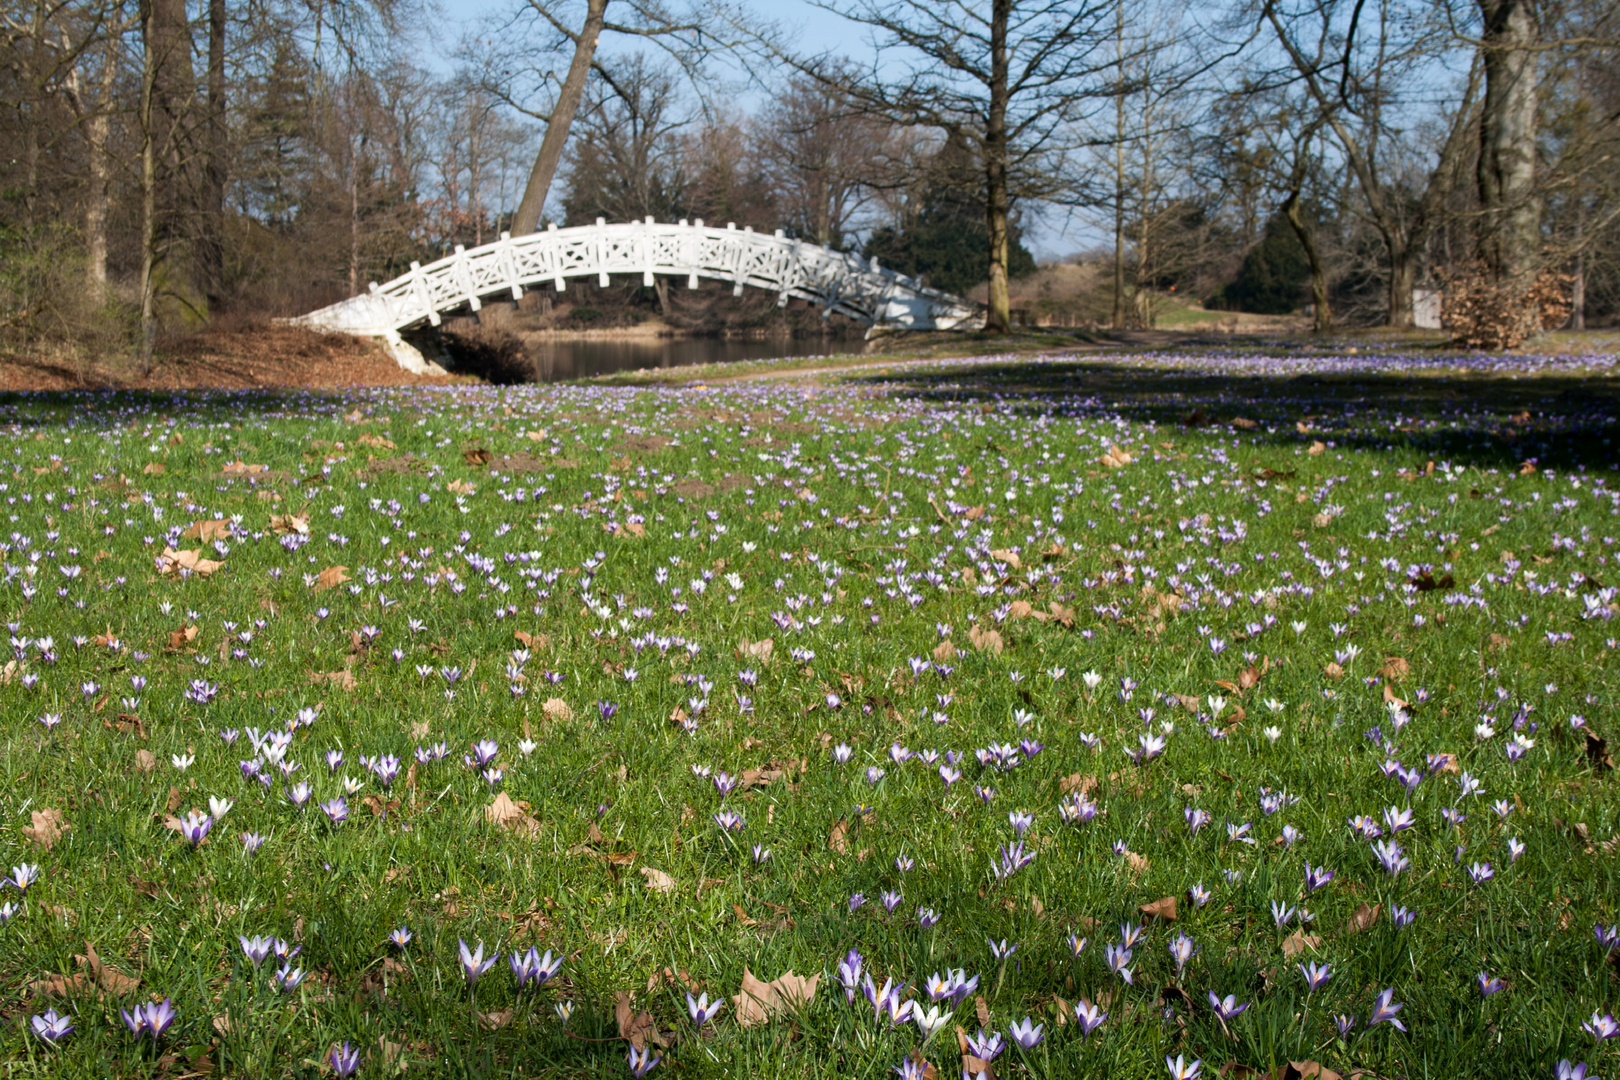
[0,326,469,392]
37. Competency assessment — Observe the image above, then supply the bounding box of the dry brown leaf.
[1284,1062,1344,1080]
[1139,896,1177,922]
[829,819,849,854]
[359,433,396,449]
[310,669,358,691]
[1059,773,1098,796]
[486,792,542,837]
[446,478,477,496]
[614,991,669,1049]
[1587,731,1614,772]
[463,447,493,466]
[968,624,1004,655]
[1123,850,1150,877]
[989,548,1022,569]
[1344,903,1381,935]
[167,624,198,651]
[134,749,157,774]
[1378,657,1410,681]
[1236,665,1262,691]
[1307,441,1326,455]
[640,866,677,893]
[182,519,232,542]
[1099,444,1134,469]
[269,513,310,535]
[220,460,268,476]
[542,698,573,722]
[732,968,819,1027]
[479,1008,516,1030]
[1281,930,1323,957]
[932,639,959,662]
[141,462,166,475]
[736,638,774,661]
[157,547,223,576]
[314,565,350,591]
[1006,600,1035,620]
[1323,662,1344,680]
[975,995,991,1028]
[22,808,68,850]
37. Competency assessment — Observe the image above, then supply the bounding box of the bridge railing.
[301,218,980,338]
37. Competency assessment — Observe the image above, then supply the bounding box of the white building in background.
[1413,288,1443,329]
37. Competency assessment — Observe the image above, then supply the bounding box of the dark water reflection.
[522,335,855,382]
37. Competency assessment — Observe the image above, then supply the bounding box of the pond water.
[519,335,856,381]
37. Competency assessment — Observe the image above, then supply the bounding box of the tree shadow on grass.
[849,356,1620,472]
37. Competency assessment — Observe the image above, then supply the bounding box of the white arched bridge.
[293,217,983,372]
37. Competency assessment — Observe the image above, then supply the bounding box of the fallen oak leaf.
[21,808,68,850]
[181,519,232,542]
[640,866,677,893]
[314,565,350,591]
[485,792,542,837]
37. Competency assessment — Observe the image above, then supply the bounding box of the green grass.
[0,353,1617,1080]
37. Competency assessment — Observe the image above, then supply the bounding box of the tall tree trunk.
[139,0,195,364]
[1386,233,1415,328]
[1476,0,1539,286]
[198,0,228,311]
[510,0,608,234]
[81,14,122,301]
[1281,174,1330,331]
[982,0,1012,334]
[1568,252,1584,330]
[1110,6,1126,329]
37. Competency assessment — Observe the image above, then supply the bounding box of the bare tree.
[758,72,890,249]
[1262,0,1480,327]
[744,0,1122,332]
[475,0,719,236]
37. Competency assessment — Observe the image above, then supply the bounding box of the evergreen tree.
[1210,210,1309,314]
[863,175,1036,296]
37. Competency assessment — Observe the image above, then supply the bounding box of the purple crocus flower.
[458,939,498,987]
[686,991,725,1028]
[627,1046,662,1078]
[1584,1011,1619,1040]
[389,926,413,950]
[1368,988,1407,1031]
[1305,864,1334,892]
[1208,991,1249,1021]
[1167,1055,1203,1080]
[241,831,266,854]
[509,947,562,989]
[320,797,348,824]
[837,948,864,1002]
[329,1041,360,1078]
[9,863,40,894]
[894,1055,928,1080]
[1074,998,1108,1035]
[1300,961,1333,991]
[1467,861,1495,885]
[121,998,176,1040]
[881,890,903,912]
[1008,1016,1043,1049]
[179,811,212,847]
[29,1008,73,1045]
[1477,972,1506,996]
[967,1028,1005,1060]
[1554,1062,1593,1080]
[240,935,274,967]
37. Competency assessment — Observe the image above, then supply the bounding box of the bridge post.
[452,245,481,312]
[641,216,655,287]
[547,222,566,292]
[595,217,609,287]
[497,232,523,300]
[729,224,746,297]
